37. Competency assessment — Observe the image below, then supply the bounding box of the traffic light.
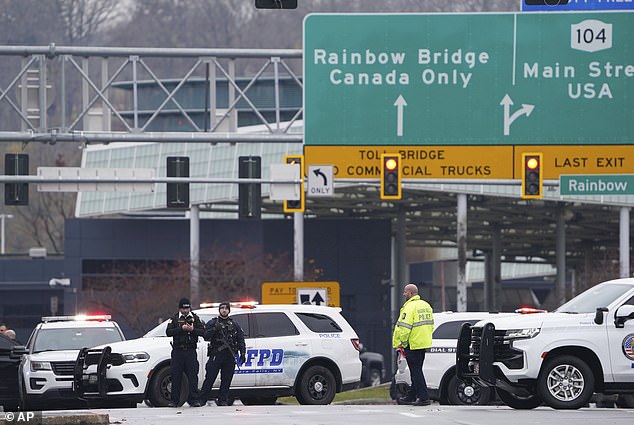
[238,156,261,219]
[255,0,297,8]
[283,154,304,213]
[166,156,189,208]
[521,153,543,199]
[380,153,401,200]
[5,153,29,206]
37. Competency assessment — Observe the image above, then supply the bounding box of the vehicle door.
[425,319,480,388]
[607,296,634,382]
[227,312,256,387]
[250,312,305,387]
[197,312,255,388]
[196,313,215,387]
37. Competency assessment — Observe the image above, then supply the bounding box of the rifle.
[211,321,241,370]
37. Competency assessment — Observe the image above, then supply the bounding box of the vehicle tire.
[240,396,277,405]
[497,388,541,409]
[19,380,33,411]
[296,365,337,405]
[536,355,594,409]
[147,367,187,407]
[368,368,382,387]
[446,375,491,405]
[144,399,154,407]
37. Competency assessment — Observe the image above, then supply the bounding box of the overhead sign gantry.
[303,12,634,180]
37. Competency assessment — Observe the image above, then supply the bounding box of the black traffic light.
[521,153,543,199]
[380,153,401,200]
[283,154,304,213]
[239,156,261,219]
[166,156,189,208]
[5,153,29,206]
[255,0,297,8]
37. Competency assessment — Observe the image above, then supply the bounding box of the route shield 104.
[303,12,634,147]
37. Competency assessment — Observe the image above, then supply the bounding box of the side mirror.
[594,307,608,325]
[10,345,28,359]
[615,305,634,328]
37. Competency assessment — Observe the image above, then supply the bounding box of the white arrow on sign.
[394,95,407,137]
[500,94,535,136]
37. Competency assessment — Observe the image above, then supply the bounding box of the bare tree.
[53,0,122,45]
[79,242,324,337]
[3,145,78,253]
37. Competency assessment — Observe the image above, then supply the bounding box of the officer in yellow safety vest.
[392,283,434,406]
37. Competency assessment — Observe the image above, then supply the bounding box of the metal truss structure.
[0,44,303,144]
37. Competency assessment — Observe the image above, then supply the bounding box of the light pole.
[0,213,14,255]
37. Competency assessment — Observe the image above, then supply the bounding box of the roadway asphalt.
[4,403,634,425]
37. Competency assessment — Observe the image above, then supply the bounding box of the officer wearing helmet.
[199,302,246,406]
[165,297,204,407]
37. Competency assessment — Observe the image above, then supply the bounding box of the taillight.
[351,338,360,351]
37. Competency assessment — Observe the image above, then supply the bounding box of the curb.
[0,413,109,425]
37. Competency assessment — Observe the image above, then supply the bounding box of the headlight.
[122,352,150,363]
[504,328,540,341]
[30,361,52,371]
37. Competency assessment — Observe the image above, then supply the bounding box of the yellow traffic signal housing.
[521,152,543,199]
[283,154,305,213]
[380,153,401,200]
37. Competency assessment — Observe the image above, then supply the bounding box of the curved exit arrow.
[313,168,328,186]
[500,94,535,136]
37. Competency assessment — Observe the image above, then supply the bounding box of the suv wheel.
[148,367,187,407]
[296,365,336,405]
[446,375,491,405]
[497,388,541,409]
[537,355,594,409]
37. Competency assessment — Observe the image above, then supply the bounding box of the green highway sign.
[303,12,634,146]
[560,174,634,195]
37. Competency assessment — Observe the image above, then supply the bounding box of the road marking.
[400,412,422,418]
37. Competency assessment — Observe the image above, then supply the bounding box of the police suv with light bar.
[457,278,634,409]
[74,303,362,406]
[19,315,126,410]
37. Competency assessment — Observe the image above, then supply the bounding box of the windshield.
[143,314,216,338]
[555,283,633,314]
[32,327,123,352]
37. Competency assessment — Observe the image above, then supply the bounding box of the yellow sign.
[305,146,513,179]
[261,281,340,307]
[306,145,634,180]
[515,146,634,180]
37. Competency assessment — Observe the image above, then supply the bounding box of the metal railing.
[0,44,303,144]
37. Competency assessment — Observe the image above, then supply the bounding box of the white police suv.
[19,315,126,410]
[394,311,518,405]
[74,303,362,406]
[458,278,634,409]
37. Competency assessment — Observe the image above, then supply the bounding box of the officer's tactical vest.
[211,318,238,354]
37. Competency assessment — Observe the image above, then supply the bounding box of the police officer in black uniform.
[165,297,204,407]
[199,302,246,406]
